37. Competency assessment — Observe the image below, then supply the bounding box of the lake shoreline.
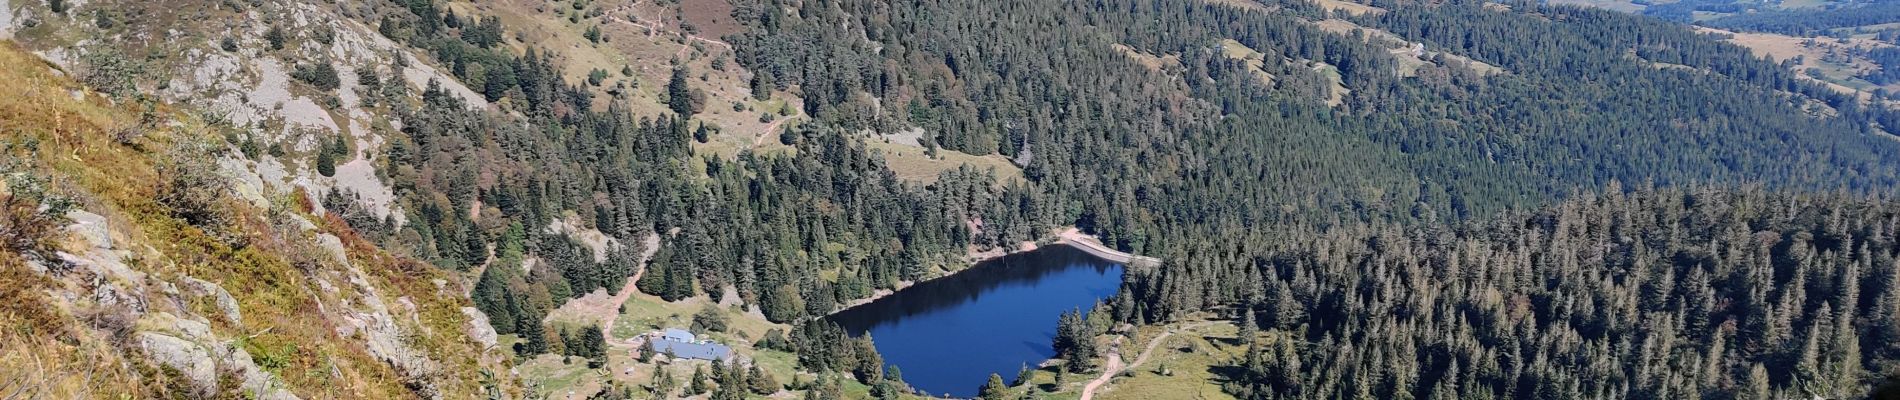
[824,243,1129,397]
[828,228,1147,316]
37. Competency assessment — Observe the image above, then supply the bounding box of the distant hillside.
[1704,1,1900,35]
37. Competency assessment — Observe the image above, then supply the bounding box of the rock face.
[136,313,301,400]
[335,266,443,399]
[461,307,499,349]
[182,277,243,325]
[546,217,621,263]
[136,332,218,394]
[0,3,15,41]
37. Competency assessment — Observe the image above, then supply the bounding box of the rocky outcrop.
[461,307,498,349]
[0,2,16,41]
[181,277,242,325]
[136,331,217,394]
[136,313,300,400]
[333,266,443,399]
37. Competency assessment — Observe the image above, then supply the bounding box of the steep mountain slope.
[0,40,515,398]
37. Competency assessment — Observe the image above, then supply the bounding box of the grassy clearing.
[1779,0,1829,9]
[1311,19,1502,78]
[609,291,787,343]
[1704,27,1900,97]
[1201,0,1272,11]
[456,0,800,157]
[1002,319,1245,400]
[1095,323,1243,400]
[1545,0,1646,13]
[1111,43,1180,72]
[1310,0,1385,16]
[866,140,1023,185]
[1218,39,1276,85]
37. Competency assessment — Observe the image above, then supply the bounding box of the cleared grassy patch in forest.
[680,0,744,39]
[605,290,785,343]
[1110,43,1180,72]
[1310,19,1503,77]
[867,140,1024,185]
[457,0,799,150]
[1780,0,1829,9]
[1546,0,1646,13]
[1201,0,1272,12]
[1218,39,1276,85]
[1095,322,1242,400]
[1309,0,1385,16]
[1703,27,1900,97]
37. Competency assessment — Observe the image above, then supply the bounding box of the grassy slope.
[1001,317,1243,400]
[0,41,510,398]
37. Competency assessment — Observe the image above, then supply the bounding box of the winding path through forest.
[599,233,661,347]
[1080,321,1218,400]
[753,116,792,147]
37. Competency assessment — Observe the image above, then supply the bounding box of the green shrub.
[292,63,341,92]
[265,25,286,50]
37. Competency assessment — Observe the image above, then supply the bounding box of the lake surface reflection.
[827,244,1124,397]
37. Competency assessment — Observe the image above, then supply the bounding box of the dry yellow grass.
[0,41,508,398]
[0,40,180,398]
[1545,0,1646,13]
[1202,0,1272,12]
[1699,26,1900,100]
[1310,0,1385,16]
[1112,43,1181,72]
[1219,39,1277,85]
[1311,18,1502,77]
[867,141,1024,185]
[0,261,149,398]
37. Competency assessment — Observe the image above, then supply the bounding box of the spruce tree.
[668,66,695,116]
[978,373,1010,400]
[315,143,336,177]
[747,362,779,395]
[690,365,710,394]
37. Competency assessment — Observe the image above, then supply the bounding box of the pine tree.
[690,365,710,394]
[748,362,779,395]
[978,373,1010,400]
[853,335,883,384]
[518,318,548,356]
[315,143,337,177]
[582,325,608,368]
[668,66,695,116]
[1238,308,1258,343]
[653,365,676,398]
[1740,363,1772,400]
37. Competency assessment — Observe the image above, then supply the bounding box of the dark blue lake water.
[827,244,1124,398]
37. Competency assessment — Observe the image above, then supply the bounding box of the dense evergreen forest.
[341,0,1050,364]
[734,0,1900,243]
[1196,187,1900,399]
[724,0,1900,394]
[328,0,1900,394]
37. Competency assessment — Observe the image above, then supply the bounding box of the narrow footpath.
[1080,321,1218,400]
[601,233,661,347]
